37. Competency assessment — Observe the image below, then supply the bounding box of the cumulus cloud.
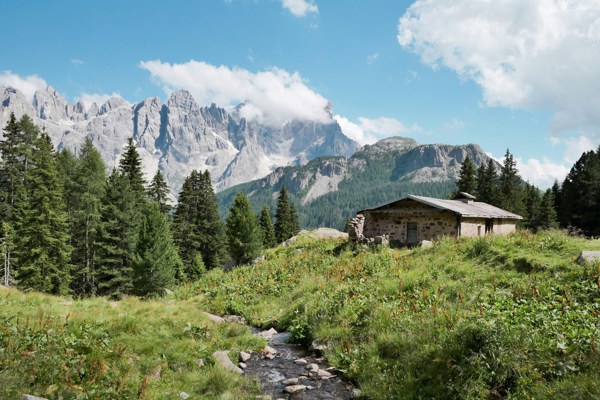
[78,92,124,111]
[281,0,318,17]
[398,0,600,140]
[516,157,570,188]
[334,115,421,145]
[140,59,331,126]
[0,71,48,103]
[561,135,596,163]
[71,58,84,65]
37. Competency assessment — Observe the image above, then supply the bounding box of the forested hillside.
[218,138,488,229]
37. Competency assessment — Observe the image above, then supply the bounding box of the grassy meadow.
[1,229,599,399]
[181,230,600,399]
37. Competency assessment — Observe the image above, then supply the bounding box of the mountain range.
[0,85,359,192]
[217,137,498,229]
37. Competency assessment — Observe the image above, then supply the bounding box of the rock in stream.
[243,329,357,399]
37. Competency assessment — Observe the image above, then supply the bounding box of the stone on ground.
[576,251,600,264]
[202,312,225,324]
[212,350,243,374]
[283,385,308,394]
[239,351,252,362]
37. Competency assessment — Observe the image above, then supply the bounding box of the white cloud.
[0,71,48,103]
[140,59,331,126]
[281,0,318,17]
[562,135,596,163]
[516,157,570,188]
[71,58,84,65]
[78,92,124,110]
[367,53,380,65]
[398,0,600,140]
[334,115,421,145]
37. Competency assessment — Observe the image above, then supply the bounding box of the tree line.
[455,150,558,231]
[0,114,299,297]
[456,146,600,236]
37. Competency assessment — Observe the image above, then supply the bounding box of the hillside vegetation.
[1,230,599,399]
[0,288,265,399]
[181,230,600,399]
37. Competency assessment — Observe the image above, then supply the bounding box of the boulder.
[239,351,251,362]
[212,351,243,374]
[257,327,278,339]
[576,251,600,264]
[283,385,307,394]
[22,396,48,400]
[202,312,225,324]
[223,315,247,324]
[420,240,433,248]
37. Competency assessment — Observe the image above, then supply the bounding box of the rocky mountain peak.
[0,84,360,194]
[98,97,129,115]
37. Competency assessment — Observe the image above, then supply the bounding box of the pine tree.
[477,159,499,205]
[456,154,477,195]
[12,132,73,295]
[173,170,226,274]
[148,170,171,214]
[559,148,600,235]
[69,138,107,296]
[275,185,294,243]
[536,189,559,230]
[499,149,523,213]
[226,193,263,265]
[132,201,182,296]
[1,222,15,287]
[523,183,541,231]
[550,180,562,224]
[0,114,37,221]
[119,137,146,195]
[95,170,137,298]
[259,204,276,248]
[475,163,486,200]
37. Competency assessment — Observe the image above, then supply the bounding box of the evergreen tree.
[0,114,38,221]
[559,148,600,235]
[1,222,15,287]
[148,170,171,214]
[226,193,263,265]
[499,149,523,213]
[69,138,107,296]
[275,185,294,243]
[173,170,226,274]
[523,183,541,231]
[274,186,290,243]
[477,159,499,205]
[537,189,559,230]
[132,201,182,296]
[456,154,477,195]
[95,170,137,298]
[259,204,276,248]
[119,137,146,195]
[12,133,73,295]
[475,163,486,200]
[56,148,78,226]
[550,180,562,223]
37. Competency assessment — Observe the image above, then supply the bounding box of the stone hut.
[348,192,522,245]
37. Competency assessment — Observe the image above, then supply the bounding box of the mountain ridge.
[218,136,499,229]
[0,85,359,193]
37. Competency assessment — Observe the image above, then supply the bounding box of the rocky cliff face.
[0,85,359,193]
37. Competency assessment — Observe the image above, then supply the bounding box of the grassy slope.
[0,290,266,400]
[2,230,599,399]
[179,230,600,399]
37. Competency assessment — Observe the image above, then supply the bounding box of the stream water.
[244,330,358,399]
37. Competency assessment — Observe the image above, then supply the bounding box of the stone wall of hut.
[350,200,458,244]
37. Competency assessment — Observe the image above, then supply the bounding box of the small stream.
[243,329,358,399]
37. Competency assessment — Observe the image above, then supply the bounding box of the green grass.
[179,230,600,399]
[2,230,599,399]
[0,289,265,399]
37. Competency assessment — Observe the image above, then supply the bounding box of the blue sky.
[2,0,600,187]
